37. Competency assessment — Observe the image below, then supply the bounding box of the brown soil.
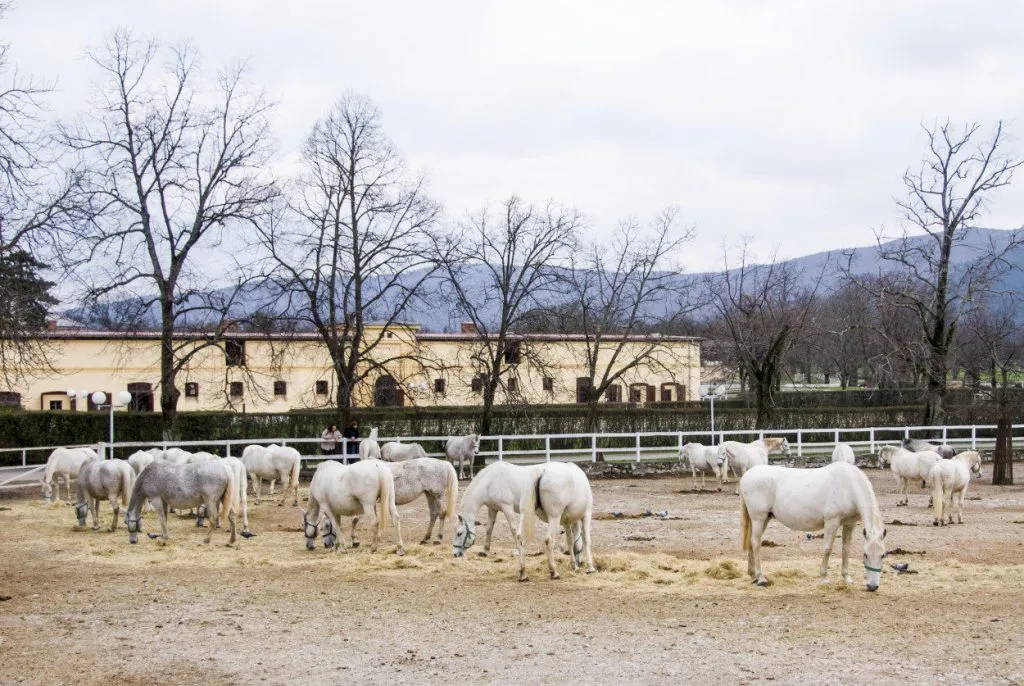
[1,467,1023,684]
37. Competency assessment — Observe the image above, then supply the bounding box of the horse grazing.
[353,458,458,544]
[301,459,404,555]
[720,438,791,494]
[240,444,302,506]
[831,443,856,465]
[124,461,238,546]
[75,459,135,531]
[930,451,983,526]
[42,446,99,503]
[517,462,596,581]
[740,462,886,591]
[879,445,941,506]
[680,442,723,490]
[381,442,429,462]
[359,427,381,461]
[453,461,533,558]
[903,438,956,459]
[446,433,481,480]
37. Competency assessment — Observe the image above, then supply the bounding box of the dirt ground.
[2,465,1023,685]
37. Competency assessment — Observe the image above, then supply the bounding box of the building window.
[273,380,287,397]
[575,377,593,404]
[184,382,199,398]
[507,378,518,393]
[660,383,673,402]
[434,378,446,394]
[543,377,554,392]
[605,384,622,403]
[471,376,483,393]
[229,382,244,398]
[503,342,521,365]
[225,339,246,367]
[314,380,328,395]
[49,400,63,410]
[629,384,646,403]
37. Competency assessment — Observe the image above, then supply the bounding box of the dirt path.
[1,468,1022,684]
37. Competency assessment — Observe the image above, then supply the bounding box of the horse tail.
[931,466,944,523]
[288,453,301,492]
[740,496,752,552]
[521,468,542,540]
[220,464,237,524]
[376,462,392,532]
[443,461,459,518]
[120,464,133,507]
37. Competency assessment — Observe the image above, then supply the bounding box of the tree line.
[0,26,1021,446]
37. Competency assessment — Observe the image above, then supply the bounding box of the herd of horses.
[37,431,985,589]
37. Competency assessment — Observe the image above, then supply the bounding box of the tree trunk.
[159,315,179,440]
[477,381,497,467]
[992,413,1014,485]
[753,377,774,430]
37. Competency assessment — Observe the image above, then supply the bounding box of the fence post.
[21,449,26,467]
[834,429,840,445]
[942,426,947,443]
[591,435,597,463]
[225,442,231,458]
[758,430,764,441]
[677,432,683,458]
[797,430,803,457]
[635,434,641,463]
[869,428,875,454]
[903,427,909,441]
[545,436,550,462]
[971,426,977,450]
[498,436,504,461]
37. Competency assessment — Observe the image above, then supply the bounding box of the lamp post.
[702,385,722,445]
[65,389,133,456]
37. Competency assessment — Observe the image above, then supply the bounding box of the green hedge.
[0,402,1004,454]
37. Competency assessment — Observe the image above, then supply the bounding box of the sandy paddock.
[1,465,1023,684]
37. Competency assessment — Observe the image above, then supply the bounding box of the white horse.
[41,446,98,503]
[186,451,219,464]
[453,461,532,558]
[127,450,156,475]
[359,427,381,461]
[150,447,193,465]
[879,445,940,506]
[831,443,856,465]
[381,442,429,462]
[903,438,956,459]
[740,462,887,591]
[679,442,723,490]
[446,433,481,480]
[240,444,302,506]
[353,458,458,545]
[301,459,404,555]
[517,461,596,582]
[217,457,252,536]
[720,437,791,494]
[930,451,983,526]
[74,459,134,531]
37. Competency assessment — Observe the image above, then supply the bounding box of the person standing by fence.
[321,424,343,457]
[342,422,360,464]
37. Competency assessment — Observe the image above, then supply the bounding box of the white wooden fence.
[1,423,1021,490]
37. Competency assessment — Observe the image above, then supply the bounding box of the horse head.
[862,526,886,592]
[40,480,52,502]
[321,518,337,550]
[125,511,143,544]
[778,438,792,457]
[75,502,89,527]
[452,514,476,558]
[300,509,319,550]
[965,452,983,478]
[471,434,480,452]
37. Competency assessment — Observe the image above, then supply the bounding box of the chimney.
[460,322,478,335]
[46,320,57,332]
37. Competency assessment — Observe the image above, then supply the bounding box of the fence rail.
[1,423,1021,489]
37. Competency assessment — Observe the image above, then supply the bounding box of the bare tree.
[0,2,89,387]
[563,209,694,429]
[437,195,580,440]
[60,32,277,437]
[846,121,1022,425]
[256,94,440,423]
[706,242,820,428]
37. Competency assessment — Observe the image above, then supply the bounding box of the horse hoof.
[518,575,529,583]
[351,541,360,548]
[550,572,560,580]
[477,551,488,557]
[419,539,430,545]
[396,549,405,557]
[586,568,596,574]
[756,579,769,587]
[433,540,441,546]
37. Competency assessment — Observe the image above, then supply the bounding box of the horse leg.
[564,523,576,565]
[90,497,100,530]
[203,497,217,544]
[360,498,381,553]
[482,507,499,554]
[840,523,854,585]
[390,497,404,556]
[109,496,120,532]
[324,511,345,552]
[956,488,966,524]
[253,477,261,505]
[350,517,360,549]
[818,519,841,585]
[749,515,769,586]
[268,479,276,496]
[226,503,237,546]
[582,513,596,574]
[422,495,437,545]
[158,501,170,544]
[545,518,560,580]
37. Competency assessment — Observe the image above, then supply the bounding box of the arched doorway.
[374,375,404,407]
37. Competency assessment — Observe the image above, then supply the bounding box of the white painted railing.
[1,424,1021,488]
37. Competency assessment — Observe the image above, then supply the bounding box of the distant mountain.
[68,228,1023,331]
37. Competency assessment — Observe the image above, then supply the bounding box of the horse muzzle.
[305,538,316,551]
[866,583,879,592]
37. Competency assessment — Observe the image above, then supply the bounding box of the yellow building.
[8,323,701,412]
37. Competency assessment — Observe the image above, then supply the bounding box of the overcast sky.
[6,1,1024,271]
